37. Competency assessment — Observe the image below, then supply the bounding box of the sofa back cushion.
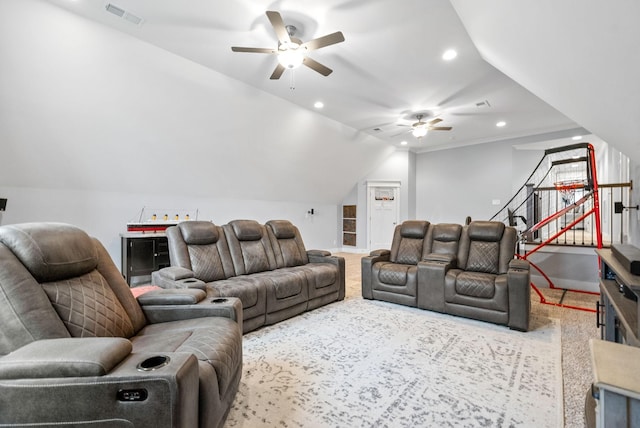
[390,221,430,265]
[168,222,235,282]
[0,223,143,352]
[224,220,276,275]
[425,223,462,258]
[266,220,309,268]
[458,221,516,274]
[42,270,136,338]
[0,222,98,283]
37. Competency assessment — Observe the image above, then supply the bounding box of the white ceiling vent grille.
[105,3,143,26]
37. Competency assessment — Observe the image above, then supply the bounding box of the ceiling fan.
[401,114,453,139]
[231,11,345,80]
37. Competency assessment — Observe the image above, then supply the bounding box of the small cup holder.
[137,355,170,371]
[211,298,228,304]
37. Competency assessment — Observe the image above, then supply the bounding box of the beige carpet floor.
[337,252,599,428]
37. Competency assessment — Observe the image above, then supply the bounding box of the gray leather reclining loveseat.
[362,220,530,331]
[0,222,243,428]
[152,219,345,333]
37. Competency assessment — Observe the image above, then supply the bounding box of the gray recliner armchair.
[426,221,530,331]
[0,223,243,427]
[361,220,430,307]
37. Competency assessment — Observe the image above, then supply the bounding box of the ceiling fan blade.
[270,63,286,80]
[302,57,333,76]
[266,11,291,44]
[302,31,345,51]
[429,126,452,131]
[231,47,276,54]
[427,118,442,126]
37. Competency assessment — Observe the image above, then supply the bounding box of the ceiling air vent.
[105,3,143,25]
[475,100,491,108]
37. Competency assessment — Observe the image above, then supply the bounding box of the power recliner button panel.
[117,389,148,401]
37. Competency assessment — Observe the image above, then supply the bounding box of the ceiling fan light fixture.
[277,42,306,69]
[412,125,428,138]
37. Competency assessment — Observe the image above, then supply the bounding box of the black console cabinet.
[121,233,170,286]
[597,248,640,347]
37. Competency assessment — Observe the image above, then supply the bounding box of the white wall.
[416,140,513,224]
[0,186,338,266]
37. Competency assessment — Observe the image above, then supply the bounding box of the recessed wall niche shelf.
[343,205,356,246]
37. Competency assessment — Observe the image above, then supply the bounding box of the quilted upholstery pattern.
[189,245,226,282]
[240,241,271,274]
[466,241,500,274]
[278,239,305,267]
[42,270,135,338]
[455,271,496,298]
[133,317,241,397]
[378,263,409,286]
[396,238,423,265]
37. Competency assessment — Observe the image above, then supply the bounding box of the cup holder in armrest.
[211,298,228,304]
[137,355,170,371]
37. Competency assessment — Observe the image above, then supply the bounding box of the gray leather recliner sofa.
[152,219,345,333]
[362,220,531,331]
[0,223,243,428]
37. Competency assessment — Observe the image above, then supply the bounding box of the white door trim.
[366,180,401,250]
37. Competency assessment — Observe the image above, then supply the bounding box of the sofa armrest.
[417,259,455,312]
[0,350,200,427]
[137,288,207,306]
[423,253,457,266]
[152,267,206,290]
[369,249,390,257]
[507,259,531,331]
[509,258,530,271]
[306,253,346,301]
[0,338,131,379]
[307,249,331,257]
[141,296,243,333]
[361,251,391,299]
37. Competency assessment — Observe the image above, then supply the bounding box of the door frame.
[366,180,401,250]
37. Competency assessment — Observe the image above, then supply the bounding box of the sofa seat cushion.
[376,262,412,286]
[371,262,417,297]
[205,278,266,321]
[281,264,339,299]
[245,271,308,313]
[454,271,496,298]
[444,270,508,312]
[298,264,337,289]
[132,317,241,396]
[251,269,307,300]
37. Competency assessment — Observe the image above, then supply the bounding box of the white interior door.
[369,186,399,250]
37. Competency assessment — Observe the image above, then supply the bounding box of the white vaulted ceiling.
[36,0,584,151]
[1,0,636,204]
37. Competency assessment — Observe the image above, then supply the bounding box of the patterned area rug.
[225,299,562,427]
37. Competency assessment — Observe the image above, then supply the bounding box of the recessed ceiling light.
[313,101,324,109]
[400,141,408,146]
[442,49,457,61]
[572,135,582,141]
[496,121,506,127]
